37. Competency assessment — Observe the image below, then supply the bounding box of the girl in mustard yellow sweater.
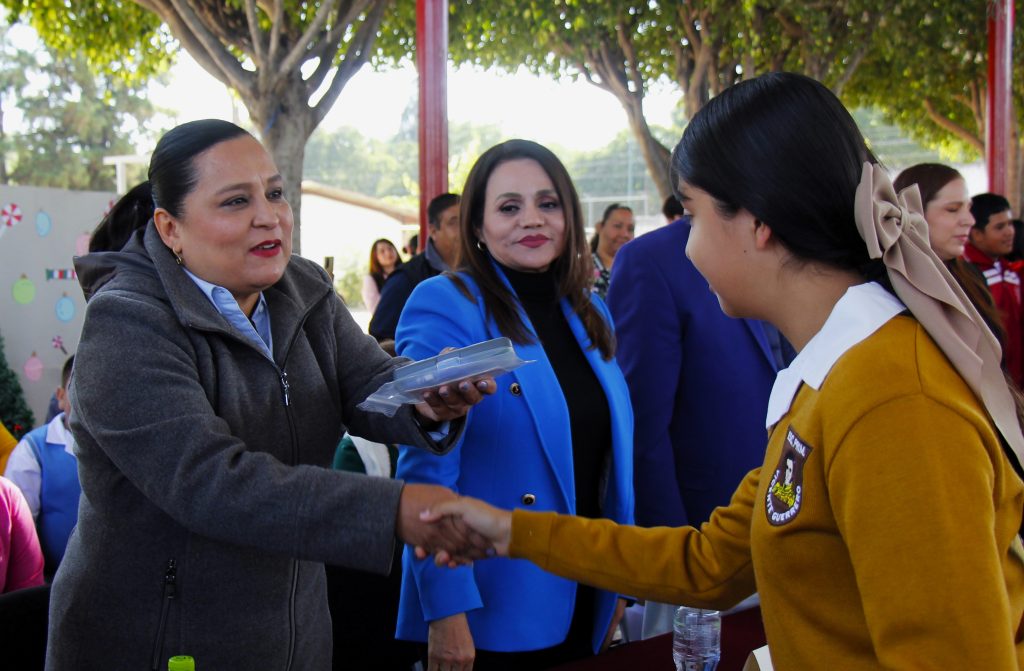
[422,72,1024,670]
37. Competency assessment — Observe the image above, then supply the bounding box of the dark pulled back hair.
[662,195,686,221]
[89,182,156,252]
[892,163,962,211]
[671,72,878,275]
[89,119,252,252]
[455,139,615,360]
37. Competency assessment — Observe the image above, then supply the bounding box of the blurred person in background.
[5,355,79,580]
[894,165,1010,378]
[607,192,788,648]
[370,194,461,342]
[361,238,403,315]
[964,193,1021,386]
[589,204,635,299]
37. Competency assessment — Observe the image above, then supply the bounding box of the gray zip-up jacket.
[47,224,460,670]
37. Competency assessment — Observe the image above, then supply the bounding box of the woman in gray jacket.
[48,119,490,670]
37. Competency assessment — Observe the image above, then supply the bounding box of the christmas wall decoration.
[0,202,22,238]
[0,184,114,423]
[35,211,52,237]
[46,268,77,281]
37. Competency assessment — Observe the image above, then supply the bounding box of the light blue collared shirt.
[183,269,274,360]
[183,268,451,439]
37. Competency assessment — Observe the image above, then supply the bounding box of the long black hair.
[672,72,878,274]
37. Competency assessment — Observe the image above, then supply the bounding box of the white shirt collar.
[765,282,906,429]
[46,412,76,456]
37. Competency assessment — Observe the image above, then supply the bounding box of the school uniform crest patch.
[766,427,813,526]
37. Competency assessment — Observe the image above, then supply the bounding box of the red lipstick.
[519,235,549,248]
[251,239,282,257]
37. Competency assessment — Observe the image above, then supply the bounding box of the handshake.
[396,484,512,566]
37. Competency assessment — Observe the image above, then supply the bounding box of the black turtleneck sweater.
[501,264,611,519]
[470,264,612,665]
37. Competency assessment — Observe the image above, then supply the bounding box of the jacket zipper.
[284,561,299,670]
[150,559,177,671]
[281,365,299,669]
[281,364,299,670]
[280,371,291,406]
[190,289,326,670]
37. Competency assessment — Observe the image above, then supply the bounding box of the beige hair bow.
[854,161,1024,472]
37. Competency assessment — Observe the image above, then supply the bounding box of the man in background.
[607,196,789,644]
[965,192,1021,386]
[370,193,461,342]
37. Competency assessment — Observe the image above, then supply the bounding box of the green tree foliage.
[380,1,891,200]
[846,1,1024,160]
[1,0,396,253]
[0,29,160,190]
[304,100,503,206]
[380,1,1022,204]
[0,27,30,183]
[0,330,34,440]
[2,0,173,83]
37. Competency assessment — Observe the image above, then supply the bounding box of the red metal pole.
[416,0,449,252]
[986,0,1013,195]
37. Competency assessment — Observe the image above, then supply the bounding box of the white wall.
[0,185,115,426]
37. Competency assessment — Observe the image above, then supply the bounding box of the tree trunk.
[249,85,314,255]
[621,96,673,202]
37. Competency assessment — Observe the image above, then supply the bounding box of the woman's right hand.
[428,612,475,671]
[417,496,513,566]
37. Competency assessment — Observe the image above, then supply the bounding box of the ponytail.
[89,181,155,253]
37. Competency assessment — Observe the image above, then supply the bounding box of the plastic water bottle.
[672,606,721,671]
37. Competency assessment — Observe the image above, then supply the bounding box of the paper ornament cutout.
[55,294,75,322]
[35,210,52,237]
[12,275,35,304]
[46,268,77,281]
[75,232,90,257]
[24,352,43,382]
[0,202,21,241]
[1,202,22,229]
[52,335,68,355]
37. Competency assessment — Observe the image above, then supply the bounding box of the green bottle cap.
[168,656,195,671]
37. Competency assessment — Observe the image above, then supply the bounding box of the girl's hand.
[415,496,513,566]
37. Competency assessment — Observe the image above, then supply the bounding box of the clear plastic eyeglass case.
[358,337,533,416]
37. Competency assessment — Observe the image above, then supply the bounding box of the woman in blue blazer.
[395,139,634,670]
